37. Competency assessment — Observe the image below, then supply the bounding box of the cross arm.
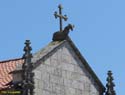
[54,12,68,21]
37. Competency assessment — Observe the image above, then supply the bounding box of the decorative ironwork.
[54,4,68,32]
[105,70,116,95]
[22,40,34,95]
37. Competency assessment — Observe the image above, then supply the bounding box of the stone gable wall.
[33,42,100,95]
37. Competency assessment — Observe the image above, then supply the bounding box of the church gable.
[33,40,103,95]
[0,4,117,94]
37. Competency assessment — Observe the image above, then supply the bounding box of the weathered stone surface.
[33,42,100,95]
[65,87,75,95]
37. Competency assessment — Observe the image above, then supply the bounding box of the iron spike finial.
[105,70,116,95]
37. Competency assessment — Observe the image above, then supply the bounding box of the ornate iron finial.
[105,70,116,95]
[54,4,68,32]
[22,40,34,95]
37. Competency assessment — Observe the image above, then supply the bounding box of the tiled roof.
[0,58,24,90]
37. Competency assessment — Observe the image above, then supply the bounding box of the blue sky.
[0,0,124,94]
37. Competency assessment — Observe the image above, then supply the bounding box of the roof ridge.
[0,58,23,63]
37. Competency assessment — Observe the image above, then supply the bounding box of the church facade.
[0,5,115,95]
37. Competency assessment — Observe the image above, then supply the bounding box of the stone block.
[54,84,61,94]
[34,70,42,79]
[62,54,71,63]
[71,80,78,89]
[84,82,91,92]
[51,83,65,94]
[62,45,71,56]
[62,70,67,78]
[74,65,85,74]
[34,78,39,88]
[63,79,72,87]
[43,80,51,91]
[50,75,64,85]
[35,64,47,73]
[60,62,74,72]
[50,59,59,67]
[57,48,62,56]
[84,91,90,95]
[37,88,43,95]
[65,87,76,95]
[51,92,57,95]
[41,72,50,81]
[42,90,50,95]
[53,67,62,77]
[71,80,84,90]
[90,84,100,95]
[75,89,83,95]
[71,72,81,80]
[78,75,86,82]
[38,79,43,89]
[33,87,38,94]
[46,65,55,74]
[53,84,65,95]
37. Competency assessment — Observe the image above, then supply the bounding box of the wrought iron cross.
[54,4,68,32]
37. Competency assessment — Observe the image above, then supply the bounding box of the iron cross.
[54,4,68,32]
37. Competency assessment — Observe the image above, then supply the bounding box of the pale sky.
[0,1,124,94]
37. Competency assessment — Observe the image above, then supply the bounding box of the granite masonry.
[32,40,104,95]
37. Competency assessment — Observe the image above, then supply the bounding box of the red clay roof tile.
[0,58,24,90]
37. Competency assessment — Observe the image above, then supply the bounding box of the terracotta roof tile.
[0,58,24,90]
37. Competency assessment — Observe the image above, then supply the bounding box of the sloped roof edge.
[66,37,105,93]
[0,58,23,63]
